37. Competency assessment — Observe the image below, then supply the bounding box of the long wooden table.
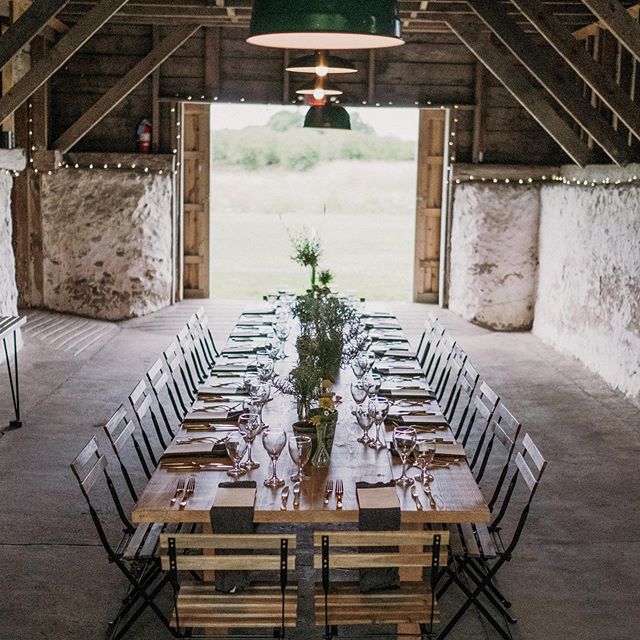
[132,306,489,527]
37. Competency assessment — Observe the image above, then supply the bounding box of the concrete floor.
[0,300,639,640]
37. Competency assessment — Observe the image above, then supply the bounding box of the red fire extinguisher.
[137,118,152,154]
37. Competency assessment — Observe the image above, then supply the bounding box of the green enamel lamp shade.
[248,0,403,50]
[286,51,357,75]
[303,105,351,130]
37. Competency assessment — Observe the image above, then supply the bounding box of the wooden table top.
[132,307,490,527]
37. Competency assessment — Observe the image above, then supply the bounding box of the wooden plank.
[467,0,633,165]
[204,26,220,97]
[471,62,485,162]
[581,0,640,63]
[0,0,69,71]
[151,25,160,152]
[511,0,640,139]
[0,0,130,125]
[446,16,593,165]
[54,24,200,152]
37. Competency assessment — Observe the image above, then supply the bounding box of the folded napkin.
[384,349,417,359]
[376,366,422,377]
[162,438,228,458]
[380,387,436,400]
[241,305,276,315]
[210,481,257,593]
[392,414,449,428]
[184,408,229,422]
[356,481,401,593]
[435,442,466,458]
[211,364,252,374]
[361,311,395,319]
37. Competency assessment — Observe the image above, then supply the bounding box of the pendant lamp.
[296,76,343,100]
[247,0,404,50]
[304,105,351,130]
[286,51,357,76]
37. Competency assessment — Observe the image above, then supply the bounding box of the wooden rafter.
[54,23,200,152]
[467,0,633,165]
[0,0,69,71]
[579,0,640,62]
[510,0,640,139]
[445,15,593,165]
[0,0,129,125]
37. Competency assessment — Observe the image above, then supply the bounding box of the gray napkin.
[209,480,256,593]
[356,481,401,593]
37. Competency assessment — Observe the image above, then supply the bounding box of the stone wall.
[0,171,18,318]
[40,168,174,321]
[448,183,540,330]
[534,176,640,408]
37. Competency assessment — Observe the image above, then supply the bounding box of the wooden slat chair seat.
[313,530,449,633]
[161,533,298,635]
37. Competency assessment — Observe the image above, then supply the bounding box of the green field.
[209,160,417,301]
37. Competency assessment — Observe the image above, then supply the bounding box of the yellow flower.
[321,379,333,390]
[319,396,334,410]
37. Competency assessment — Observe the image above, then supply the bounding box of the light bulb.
[315,64,329,77]
[313,88,325,100]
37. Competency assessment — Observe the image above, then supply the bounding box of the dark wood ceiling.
[55,0,639,32]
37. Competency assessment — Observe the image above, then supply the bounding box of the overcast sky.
[211,103,419,141]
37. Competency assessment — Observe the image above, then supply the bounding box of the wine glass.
[365,350,376,373]
[354,403,375,445]
[350,381,368,408]
[370,396,390,451]
[256,353,275,382]
[393,426,417,487]
[274,322,290,360]
[414,440,437,484]
[262,428,287,488]
[288,435,312,482]
[363,373,382,398]
[237,412,261,470]
[251,382,271,424]
[225,433,248,478]
[351,358,366,380]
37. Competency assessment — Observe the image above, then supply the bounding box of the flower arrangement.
[309,380,342,428]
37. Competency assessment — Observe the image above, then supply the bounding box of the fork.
[335,480,344,510]
[179,477,196,508]
[323,480,333,506]
[170,478,185,505]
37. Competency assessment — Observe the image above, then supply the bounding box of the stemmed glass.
[354,402,375,445]
[237,412,261,470]
[414,440,437,484]
[393,426,417,487]
[256,353,275,382]
[225,433,248,478]
[350,380,368,408]
[262,428,287,488]
[252,382,271,424]
[351,358,366,380]
[363,373,382,398]
[288,435,312,482]
[274,322,290,360]
[370,396,390,451]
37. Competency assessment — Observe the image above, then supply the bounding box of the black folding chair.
[147,357,186,424]
[442,358,479,428]
[163,341,195,415]
[424,332,456,388]
[433,342,467,403]
[436,434,547,640]
[177,326,208,385]
[187,314,217,372]
[70,437,175,640]
[195,307,220,359]
[415,315,443,368]
[455,380,499,452]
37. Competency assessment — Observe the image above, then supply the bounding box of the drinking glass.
[225,433,248,477]
[414,440,437,484]
[274,322,290,360]
[350,381,368,408]
[288,435,312,482]
[351,358,366,380]
[370,396,390,451]
[363,373,382,398]
[237,412,261,470]
[393,426,417,486]
[262,428,287,488]
[256,354,275,382]
[354,403,375,445]
[251,382,271,424]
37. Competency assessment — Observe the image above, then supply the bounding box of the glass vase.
[311,421,331,467]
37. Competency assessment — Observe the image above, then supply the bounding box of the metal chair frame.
[454,381,499,451]
[195,307,220,359]
[436,435,547,640]
[177,326,208,385]
[147,357,184,426]
[442,359,479,427]
[163,341,194,415]
[434,342,467,403]
[70,437,174,640]
[424,333,456,388]
[187,315,216,372]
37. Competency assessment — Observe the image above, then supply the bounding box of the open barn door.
[182,103,211,298]
[413,109,449,304]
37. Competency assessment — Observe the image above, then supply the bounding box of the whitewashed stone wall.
[448,183,540,330]
[0,171,18,318]
[40,170,173,320]
[534,181,640,407]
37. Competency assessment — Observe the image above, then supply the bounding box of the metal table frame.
[1,315,27,430]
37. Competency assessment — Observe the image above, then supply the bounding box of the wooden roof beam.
[510,0,640,139]
[0,0,129,126]
[579,0,640,62]
[54,23,200,152]
[467,0,633,164]
[445,15,593,165]
[0,0,70,71]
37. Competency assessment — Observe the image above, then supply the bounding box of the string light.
[451,173,640,188]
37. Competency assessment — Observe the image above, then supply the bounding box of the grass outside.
[210,160,416,301]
